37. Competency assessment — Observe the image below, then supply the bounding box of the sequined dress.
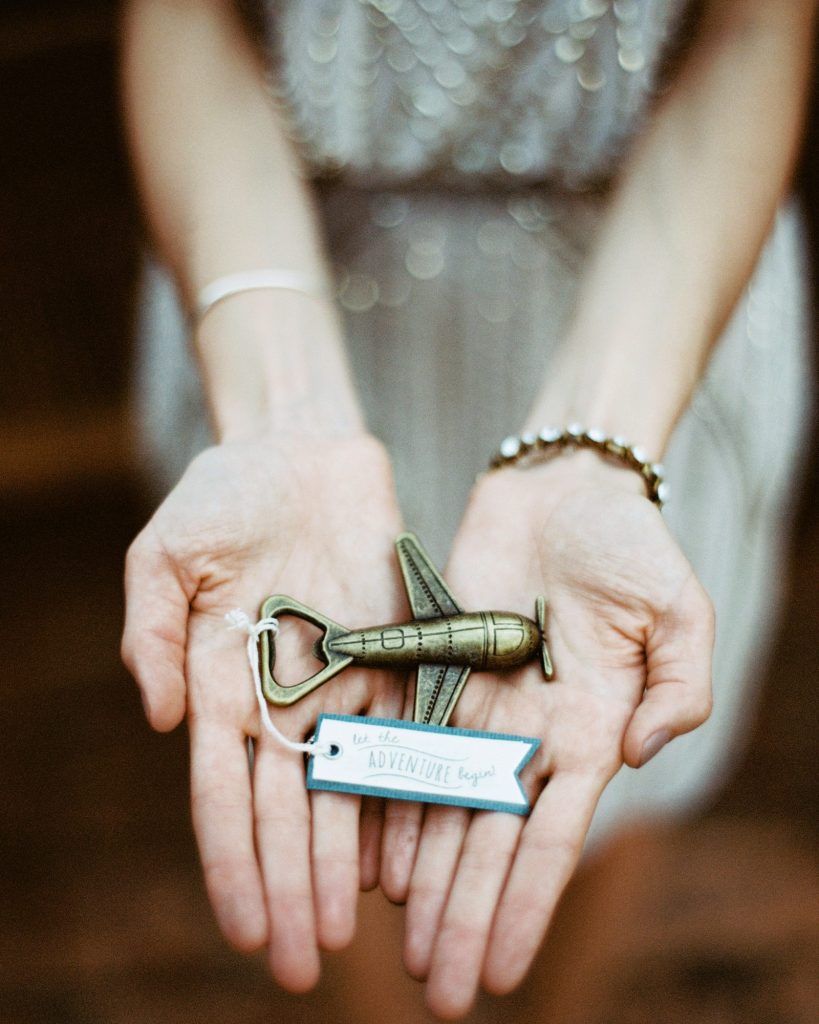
[136,0,812,839]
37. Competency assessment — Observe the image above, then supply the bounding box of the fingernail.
[639,729,671,767]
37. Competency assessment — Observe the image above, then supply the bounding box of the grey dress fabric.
[135,0,812,841]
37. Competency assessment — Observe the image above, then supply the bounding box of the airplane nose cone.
[487,614,540,667]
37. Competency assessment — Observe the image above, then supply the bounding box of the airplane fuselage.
[327,611,541,670]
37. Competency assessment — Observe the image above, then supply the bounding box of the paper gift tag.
[308,714,539,815]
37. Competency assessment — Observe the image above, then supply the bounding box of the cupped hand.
[380,454,714,1019]
[121,433,407,990]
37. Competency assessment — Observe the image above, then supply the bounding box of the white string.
[226,609,329,756]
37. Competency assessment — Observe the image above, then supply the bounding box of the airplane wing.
[414,663,471,727]
[396,532,462,620]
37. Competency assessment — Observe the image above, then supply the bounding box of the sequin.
[430,8,458,34]
[370,0,402,15]
[578,0,609,16]
[460,4,489,29]
[449,78,480,106]
[357,29,386,62]
[406,246,445,279]
[307,36,339,64]
[409,117,443,142]
[394,4,423,32]
[387,43,419,73]
[541,9,570,34]
[616,24,643,47]
[507,194,554,230]
[613,0,641,22]
[411,84,449,118]
[365,5,390,28]
[339,272,380,311]
[476,218,515,256]
[316,14,341,37]
[555,34,585,63]
[370,194,410,228]
[618,46,646,72]
[349,63,381,87]
[512,5,539,28]
[445,26,477,55]
[570,21,599,41]
[272,0,678,187]
[497,22,528,47]
[413,33,448,68]
[408,219,447,247]
[452,140,490,174]
[487,0,517,24]
[577,64,606,91]
[500,142,536,176]
[478,292,514,323]
[434,58,467,88]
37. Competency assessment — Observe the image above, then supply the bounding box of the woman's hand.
[380,455,714,1019]
[121,433,407,990]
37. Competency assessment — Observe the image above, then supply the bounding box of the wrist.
[488,445,648,504]
[490,426,667,507]
[525,385,671,464]
[212,430,396,494]
[526,332,701,461]
[193,289,366,441]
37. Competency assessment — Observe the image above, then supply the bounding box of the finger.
[253,736,321,992]
[359,797,384,891]
[311,790,360,950]
[360,673,406,893]
[380,808,426,905]
[379,681,424,903]
[122,529,194,731]
[424,812,523,1020]
[623,575,715,768]
[189,717,268,953]
[483,770,604,995]
[403,804,470,981]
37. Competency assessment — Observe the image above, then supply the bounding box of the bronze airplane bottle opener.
[259,533,554,727]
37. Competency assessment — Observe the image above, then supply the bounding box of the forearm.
[121,0,363,440]
[527,0,817,457]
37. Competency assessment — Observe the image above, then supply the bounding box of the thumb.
[623,575,715,768]
[121,527,195,731]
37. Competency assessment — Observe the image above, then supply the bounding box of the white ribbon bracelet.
[195,268,329,324]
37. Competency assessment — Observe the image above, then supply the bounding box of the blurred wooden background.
[0,2,816,1022]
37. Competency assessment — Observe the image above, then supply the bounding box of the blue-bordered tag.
[307,714,539,815]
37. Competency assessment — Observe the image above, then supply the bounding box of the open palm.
[122,434,408,990]
[380,459,714,1019]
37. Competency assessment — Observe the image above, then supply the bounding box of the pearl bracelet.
[195,269,330,325]
[488,425,668,508]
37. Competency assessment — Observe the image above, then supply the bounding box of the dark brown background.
[0,3,816,1022]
